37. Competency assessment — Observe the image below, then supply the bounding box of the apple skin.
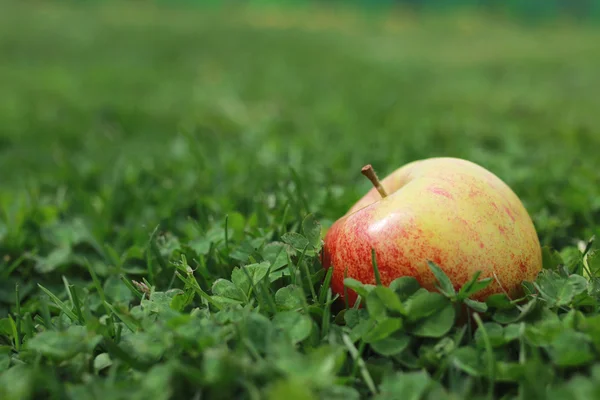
[322,157,542,306]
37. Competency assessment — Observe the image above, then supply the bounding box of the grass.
[1,1,600,399]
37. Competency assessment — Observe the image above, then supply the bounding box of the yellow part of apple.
[322,157,542,305]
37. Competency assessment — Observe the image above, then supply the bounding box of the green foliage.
[1,2,600,399]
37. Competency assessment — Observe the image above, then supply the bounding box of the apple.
[322,157,542,306]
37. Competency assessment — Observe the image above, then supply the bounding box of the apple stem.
[361,164,388,198]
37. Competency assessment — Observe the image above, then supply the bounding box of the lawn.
[1,1,600,399]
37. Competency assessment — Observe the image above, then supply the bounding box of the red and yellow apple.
[322,157,542,306]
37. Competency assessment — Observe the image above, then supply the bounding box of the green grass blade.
[37,284,79,323]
